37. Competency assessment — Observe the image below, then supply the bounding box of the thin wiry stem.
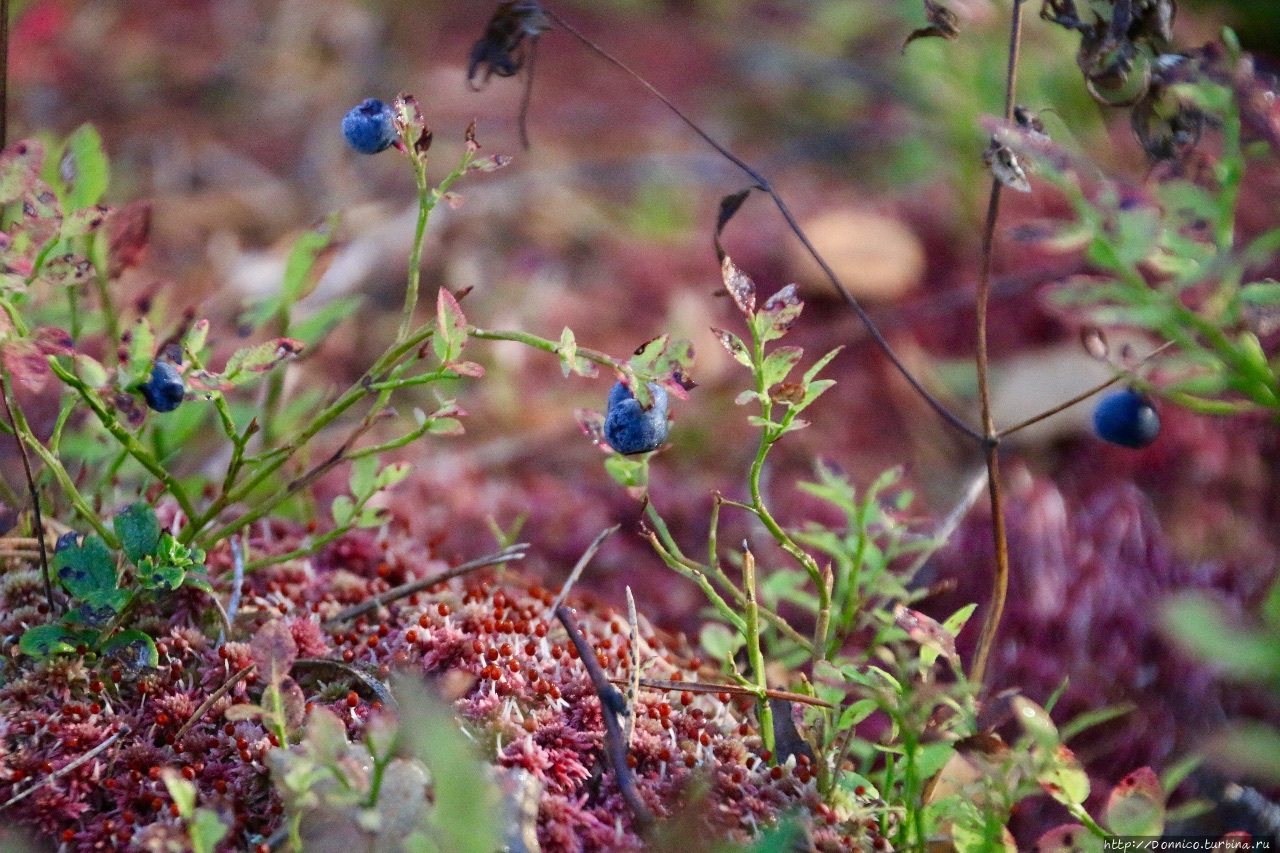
[540,6,980,443]
[0,370,53,613]
[971,0,1028,687]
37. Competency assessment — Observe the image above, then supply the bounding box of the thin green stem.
[398,155,432,343]
[47,358,197,523]
[742,548,775,757]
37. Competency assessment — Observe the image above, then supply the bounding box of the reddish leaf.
[721,255,756,316]
[250,620,298,686]
[0,139,45,205]
[1,341,51,391]
[759,284,802,341]
[893,604,960,667]
[711,327,751,367]
[33,326,74,357]
[106,201,152,276]
[575,408,610,451]
[769,382,806,406]
[1104,767,1164,836]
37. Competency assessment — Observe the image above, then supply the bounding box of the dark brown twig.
[173,666,254,743]
[555,604,653,831]
[322,543,529,627]
[0,371,53,613]
[970,0,1028,687]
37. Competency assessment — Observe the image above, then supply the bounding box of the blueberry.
[604,381,670,455]
[1092,388,1160,449]
[342,99,398,154]
[140,362,185,413]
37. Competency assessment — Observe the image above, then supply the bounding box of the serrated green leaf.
[59,205,110,241]
[332,495,355,526]
[60,124,110,210]
[434,288,468,364]
[222,339,305,384]
[427,417,464,435]
[837,698,879,731]
[113,503,160,564]
[761,346,803,390]
[604,453,648,489]
[803,346,845,384]
[54,534,118,601]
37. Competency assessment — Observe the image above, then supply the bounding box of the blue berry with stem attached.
[1093,388,1159,449]
[342,99,398,154]
[140,362,185,413]
[604,381,670,455]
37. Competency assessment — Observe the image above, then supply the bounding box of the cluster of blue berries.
[1092,388,1159,449]
[342,99,398,154]
[604,381,670,455]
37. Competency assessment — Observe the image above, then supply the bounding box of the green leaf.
[836,698,878,731]
[135,554,187,592]
[60,124,110,210]
[184,319,210,359]
[332,495,355,526]
[221,338,305,384]
[758,283,803,342]
[162,769,198,816]
[604,453,648,490]
[1104,767,1165,836]
[699,622,744,662]
[395,676,504,853]
[125,318,156,386]
[113,503,161,564]
[434,288,469,364]
[289,295,362,347]
[283,214,339,303]
[19,624,90,658]
[72,353,109,388]
[357,506,390,528]
[712,327,752,367]
[54,534,118,601]
[376,461,412,490]
[189,809,230,853]
[1161,593,1280,680]
[101,629,159,668]
[761,346,803,390]
[1038,744,1091,808]
[349,454,380,499]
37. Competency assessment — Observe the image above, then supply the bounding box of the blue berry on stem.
[604,381,670,455]
[342,99,398,155]
[1093,388,1159,449]
[140,362,185,413]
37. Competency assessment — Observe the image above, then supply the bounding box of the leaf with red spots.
[758,284,803,342]
[1034,824,1103,853]
[720,255,756,317]
[1104,767,1164,836]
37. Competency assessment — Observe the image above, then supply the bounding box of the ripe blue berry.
[604,381,670,455]
[1092,388,1159,449]
[140,362,185,413]
[342,99,397,154]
